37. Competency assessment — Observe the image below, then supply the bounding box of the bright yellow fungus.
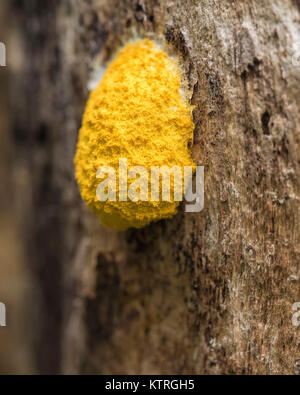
[75,39,195,230]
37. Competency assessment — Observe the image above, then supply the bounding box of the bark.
[3,0,300,374]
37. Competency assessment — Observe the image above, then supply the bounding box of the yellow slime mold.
[75,39,195,230]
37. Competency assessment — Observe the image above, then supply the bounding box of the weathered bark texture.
[3,0,300,374]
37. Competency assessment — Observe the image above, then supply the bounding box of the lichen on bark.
[3,0,300,374]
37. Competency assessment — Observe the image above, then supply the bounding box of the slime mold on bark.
[75,39,195,230]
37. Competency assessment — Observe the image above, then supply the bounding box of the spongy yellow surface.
[75,39,195,230]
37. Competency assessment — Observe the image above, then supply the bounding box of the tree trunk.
[3,0,300,374]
